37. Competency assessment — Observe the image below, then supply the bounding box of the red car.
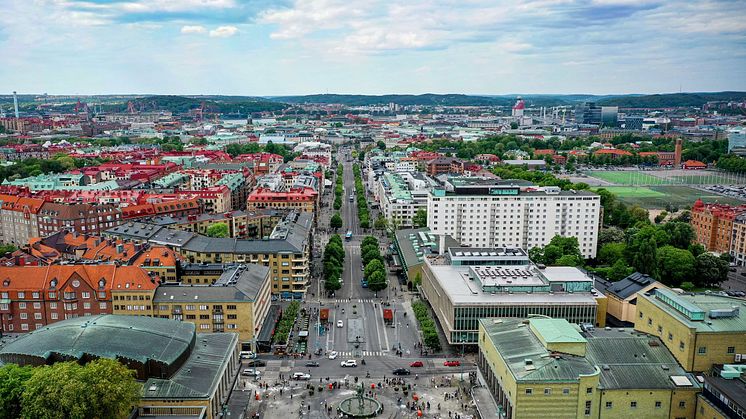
[444,360,460,367]
[410,361,424,367]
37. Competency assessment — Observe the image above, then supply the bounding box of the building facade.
[420,247,605,345]
[427,179,601,258]
[634,288,746,372]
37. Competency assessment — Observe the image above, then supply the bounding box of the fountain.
[337,383,382,417]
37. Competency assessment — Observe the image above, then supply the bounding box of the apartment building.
[376,172,432,228]
[149,264,271,351]
[105,212,312,299]
[690,199,746,253]
[0,265,157,333]
[427,178,602,258]
[478,317,700,419]
[729,212,746,266]
[634,288,746,372]
[37,201,122,237]
[0,195,43,245]
[246,186,317,214]
[153,209,283,239]
[420,247,606,345]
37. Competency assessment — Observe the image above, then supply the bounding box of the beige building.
[634,288,746,372]
[478,317,700,419]
[595,272,667,324]
[151,264,271,351]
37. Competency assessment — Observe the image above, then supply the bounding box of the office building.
[427,178,601,258]
[420,247,606,345]
[392,228,459,285]
[0,315,238,419]
[376,172,432,228]
[600,106,619,127]
[575,102,602,125]
[478,317,700,419]
[624,115,644,130]
[727,127,746,154]
[634,288,746,372]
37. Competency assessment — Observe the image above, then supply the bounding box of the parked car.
[240,351,257,359]
[293,372,311,380]
[393,368,411,375]
[305,361,320,367]
[409,361,423,367]
[337,320,344,328]
[444,360,460,367]
[328,351,338,360]
[242,368,261,377]
[340,359,358,368]
[245,360,266,367]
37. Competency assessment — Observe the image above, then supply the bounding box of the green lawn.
[599,186,746,209]
[587,171,668,185]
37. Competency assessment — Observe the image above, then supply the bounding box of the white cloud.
[209,25,239,38]
[181,25,207,34]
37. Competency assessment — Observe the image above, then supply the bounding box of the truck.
[345,230,353,241]
[383,309,393,325]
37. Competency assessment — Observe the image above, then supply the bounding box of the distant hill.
[597,91,746,108]
[270,94,517,107]
[104,95,286,115]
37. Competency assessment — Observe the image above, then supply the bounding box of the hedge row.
[352,163,370,228]
[273,301,301,344]
[412,301,442,351]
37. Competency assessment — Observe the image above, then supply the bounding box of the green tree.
[598,242,626,266]
[412,208,428,229]
[364,259,385,279]
[374,215,388,231]
[367,269,387,291]
[598,227,626,246]
[205,222,229,238]
[632,237,659,278]
[21,359,139,419]
[556,254,582,266]
[695,253,729,287]
[376,140,386,150]
[608,259,634,281]
[0,364,33,419]
[662,222,695,249]
[330,213,343,230]
[656,245,696,286]
[361,236,379,249]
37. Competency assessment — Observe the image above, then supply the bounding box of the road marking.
[378,303,390,353]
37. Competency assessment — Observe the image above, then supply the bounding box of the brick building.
[426,157,464,176]
[37,201,122,237]
[0,265,157,333]
[690,199,746,253]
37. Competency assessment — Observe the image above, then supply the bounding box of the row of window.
[1,291,107,300]
[1,302,107,311]
[641,311,736,355]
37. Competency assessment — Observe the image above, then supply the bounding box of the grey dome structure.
[0,314,196,380]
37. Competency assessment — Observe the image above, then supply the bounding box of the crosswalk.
[333,351,384,357]
[328,298,377,304]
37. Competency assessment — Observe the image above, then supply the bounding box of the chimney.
[674,138,683,167]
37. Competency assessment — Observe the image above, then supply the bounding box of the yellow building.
[634,288,746,372]
[695,364,745,419]
[478,317,700,419]
[151,264,271,351]
[596,272,667,324]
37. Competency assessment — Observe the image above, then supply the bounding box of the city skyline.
[1,0,745,96]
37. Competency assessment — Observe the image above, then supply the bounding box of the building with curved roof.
[0,314,239,419]
[0,314,194,380]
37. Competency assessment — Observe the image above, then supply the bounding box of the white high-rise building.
[426,178,601,258]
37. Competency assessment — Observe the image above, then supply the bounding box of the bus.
[345,230,353,241]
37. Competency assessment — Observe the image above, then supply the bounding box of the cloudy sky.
[0,0,745,96]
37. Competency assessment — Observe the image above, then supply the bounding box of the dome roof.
[0,315,196,376]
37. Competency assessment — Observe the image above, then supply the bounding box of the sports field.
[588,171,668,185]
[600,186,746,209]
[586,169,746,186]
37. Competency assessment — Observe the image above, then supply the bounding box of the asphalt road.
[308,148,421,360]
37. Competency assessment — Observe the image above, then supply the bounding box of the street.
[224,146,445,417]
